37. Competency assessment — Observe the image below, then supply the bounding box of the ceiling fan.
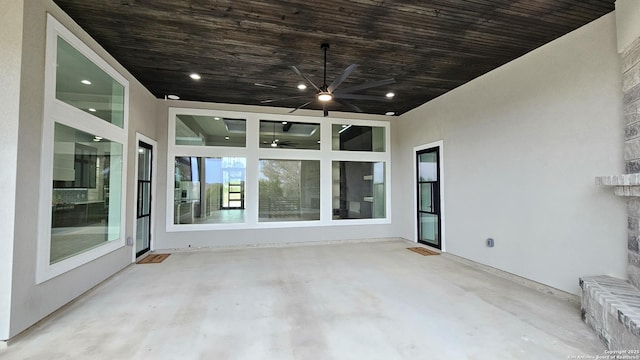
[261,43,395,117]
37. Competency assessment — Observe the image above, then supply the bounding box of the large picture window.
[258,160,320,222]
[51,123,123,263]
[38,15,129,282]
[167,108,390,231]
[333,161,385,219]
[174,156,246,224]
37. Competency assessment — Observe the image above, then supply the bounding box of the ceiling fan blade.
[335,99,363,113]
[323,104,328,117]
[290,66,320,91]
[261,95,309,104]
[334,78,395,94]
[288,100,312,113]
[334,93,389,101]
[254,82,277,89]
[328,64,358,93]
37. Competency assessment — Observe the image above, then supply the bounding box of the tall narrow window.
[39,15,129,282]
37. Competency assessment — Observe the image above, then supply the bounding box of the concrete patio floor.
[1,239,605,359]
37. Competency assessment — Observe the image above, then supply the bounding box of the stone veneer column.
[623,37,640,289]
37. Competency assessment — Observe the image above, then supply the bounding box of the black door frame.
[136,140,153,258]
[416,146,442,249]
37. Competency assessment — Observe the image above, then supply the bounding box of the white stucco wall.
[393,13,627,295]
[7,0,158,338]
[0,0,24,342]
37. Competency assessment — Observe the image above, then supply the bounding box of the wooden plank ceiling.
[53,0,614,116]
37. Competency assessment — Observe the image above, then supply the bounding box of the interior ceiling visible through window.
[52,0,614,116]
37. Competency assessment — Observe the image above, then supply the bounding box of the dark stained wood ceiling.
[52,0,615,116]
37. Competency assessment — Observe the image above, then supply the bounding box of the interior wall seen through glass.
[332,124,385,152]
[175,115,246,147]
[50,122,123,264]
[174,156,246,224]
[260,120,320,150]
[55,36,125,127]
[332,161,385,219]
[258,159,320,222]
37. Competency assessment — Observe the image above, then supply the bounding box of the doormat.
[137,253,170,264]
[407,247,440,256]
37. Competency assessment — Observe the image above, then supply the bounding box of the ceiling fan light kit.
[262,43,395,117]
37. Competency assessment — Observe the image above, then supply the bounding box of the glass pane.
[142,182,151,215]
[136,216,150,253]
[418,151,438,181]
[174,156,246,224]
[260,120,320,150]
[56,37,125,127]
[332,124,385,152]
[137,145,151,181]
[175,115,246,147]
[419,213,439,245]
[259,160,320,221]
[419,183,433,212]
[51,123,123,264]
[332,161,386,219]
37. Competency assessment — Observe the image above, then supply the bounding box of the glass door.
[136,141,152,257]
[417,148,441,248]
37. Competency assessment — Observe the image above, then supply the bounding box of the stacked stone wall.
[624,37,640,289]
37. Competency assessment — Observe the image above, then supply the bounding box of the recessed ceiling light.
[88,108,96,112]
[271,142,278,147]
[167,94,180,100]
[81,79,91,85]
[297,84,307,90]
[190,73,201,80]
[138,148,144,153]
[282,121,288,125]
[385,111,395,116]
[225,136,230,140]
[386,92,395,98]
[94,136,103,140]
[275,139,279,142]
[213,116,222,121]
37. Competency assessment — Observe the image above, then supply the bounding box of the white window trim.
[36,14,129,283]
[167,108,391,232]
[413,141,445,252]
[132,133,158,262]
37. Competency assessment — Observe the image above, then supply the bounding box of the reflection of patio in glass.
[50,224,109,263]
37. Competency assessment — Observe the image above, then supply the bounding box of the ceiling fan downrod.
[318,43,332,102]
